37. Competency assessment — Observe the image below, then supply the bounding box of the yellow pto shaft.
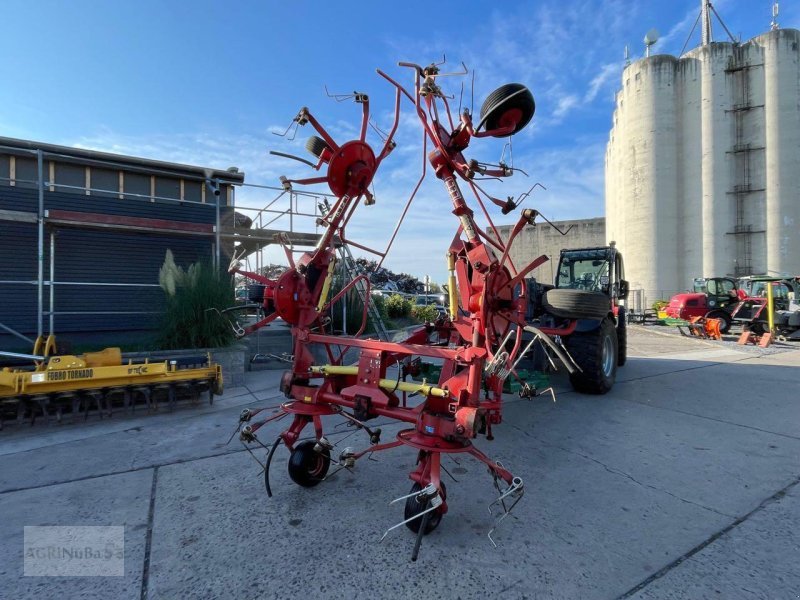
[308,365,449,398]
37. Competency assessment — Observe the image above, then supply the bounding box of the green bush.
[411,304,440,323]
[385,294,413,318]
[370,294,391,323]
[652,300,668,312]
[329,287,367,334]
[155,252,235,350]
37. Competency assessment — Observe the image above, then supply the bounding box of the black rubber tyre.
[750,321,766,336]
[617,307,627,367]
[566,318,618,395]
[248,284,266,303]
[404,482,446,535]
[305,136,330,159]
[478,83,535,137]
[705,310,732,334]
[543,289,611,320]
[287,440,330,487]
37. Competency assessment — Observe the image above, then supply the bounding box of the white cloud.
[552,94,580,120]
[585,62,624,103]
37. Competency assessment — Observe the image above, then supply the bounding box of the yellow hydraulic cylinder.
[317,257,337,312]
[309,365,449,398]
[767,280,775,333]
[447,252,458,320]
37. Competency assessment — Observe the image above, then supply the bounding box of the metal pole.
[342,289,347,335]
[766,280,775,333]
[215,186,221,270]
[49,231,55,335]
[37,149,44,339]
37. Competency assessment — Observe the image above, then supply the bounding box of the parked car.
[414,294,447,316]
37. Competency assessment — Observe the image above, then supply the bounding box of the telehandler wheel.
[305,135,331,159]
[404,482,446,535]
[566,318,618,395]
[542,289,610,320]
[617,307,627,367]
[287,440,330,487]
[705,310,732,334]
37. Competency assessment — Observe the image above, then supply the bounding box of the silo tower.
[605,1,800,305]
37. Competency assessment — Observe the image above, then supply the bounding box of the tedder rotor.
[231,59,581,559]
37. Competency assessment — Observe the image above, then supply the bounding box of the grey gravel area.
[630,322,797,357]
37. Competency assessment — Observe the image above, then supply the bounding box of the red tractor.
[664,277,744,334]
[732,278,800,340]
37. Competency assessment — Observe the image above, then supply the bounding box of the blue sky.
[0,0,793,282]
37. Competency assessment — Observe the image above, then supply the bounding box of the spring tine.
[484,476,524,547]
[540,386,557,403]
[225,423,242,445]
[487,476,524,516]
[378,502,437,543]
[389,488,426,506]
[508,334,540,374]
[487,493,524,548]
[240,441,266,471]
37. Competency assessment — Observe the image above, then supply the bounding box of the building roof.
[0,135,245,185]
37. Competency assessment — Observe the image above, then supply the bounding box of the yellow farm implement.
[0,335,223,428]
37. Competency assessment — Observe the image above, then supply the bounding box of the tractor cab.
[691,277,742,309]
[555,245,629,304]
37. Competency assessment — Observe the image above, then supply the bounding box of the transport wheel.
[404,482,446,535]
[617,307,627,367]
[287,440,330,487]
[478,83,535,137]
[542,289,610,320]
[305,135,330,159]
[705,310,732,334]
[566,318,618,395]
[750,321,766,336]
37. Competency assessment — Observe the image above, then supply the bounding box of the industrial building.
[606,15,800,305]
[0,137,244,351]
[492,217,606,282]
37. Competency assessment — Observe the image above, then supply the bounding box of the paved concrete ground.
[0,326,798,599]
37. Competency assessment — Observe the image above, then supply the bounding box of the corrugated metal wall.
[0,185,226,346]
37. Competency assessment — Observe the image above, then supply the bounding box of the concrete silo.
[606,20,800,306]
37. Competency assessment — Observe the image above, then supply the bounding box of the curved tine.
[538,212,573,236]
[515,182,546,208]
[271,118,297,138]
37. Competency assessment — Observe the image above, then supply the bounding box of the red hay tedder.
[229,59,583,560]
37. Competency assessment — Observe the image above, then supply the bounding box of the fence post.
[37,149,44,339]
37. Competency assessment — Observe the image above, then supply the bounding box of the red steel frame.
[237,60,576,546]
